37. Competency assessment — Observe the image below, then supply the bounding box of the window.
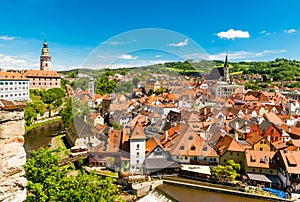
[136,152,139,157]
[253,169,255,172]
[270,170,273,174]
[191,146,196,150]
[136,144,139,150]
[230,152,233,155]
[185,156,188,160]
[136,160,139,164]
[224,159,226,163]
[204,157,207,161]
[237,153,239,156]
[260,141,264,144]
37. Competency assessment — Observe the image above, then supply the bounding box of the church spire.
[224,54,228,68]
[223,54,230,83]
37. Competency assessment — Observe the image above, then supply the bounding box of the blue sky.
[0,0,300,70]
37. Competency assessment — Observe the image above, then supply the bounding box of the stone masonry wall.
[0,104,27,201]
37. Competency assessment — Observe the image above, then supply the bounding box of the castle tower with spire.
[223,54,230,83]
[40,38,51,71]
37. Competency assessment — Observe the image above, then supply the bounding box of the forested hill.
[60,58,300,82]
[229,58,300,81]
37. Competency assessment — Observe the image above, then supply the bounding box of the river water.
[159,184,265,202]
[24,121,64,156]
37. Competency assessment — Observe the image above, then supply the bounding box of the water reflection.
[159,184,265,202]
[24,121,64,156]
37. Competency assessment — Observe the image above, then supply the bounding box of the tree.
[42,88,65,104]
[25,147,120,201]
[132,77,140,87]
[211,160,241,182]
[24,104,37,125]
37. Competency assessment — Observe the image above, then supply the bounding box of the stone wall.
[0,100,27,201]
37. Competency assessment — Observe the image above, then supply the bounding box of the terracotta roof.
[88,112,100,120]
[0,99,26,111]
[0,72,28,80]
[279,150,300,174]
[245,150,277,169]
[214,135,244,156]
[160,123,204,156]
[246,133,265,145]
[280,124,300,137]
[264,112,282,126]
[24,70,61,78]
[92,123,108,135]
[271,141,288,150]
[145,137,164,155]
[130,122,146,140]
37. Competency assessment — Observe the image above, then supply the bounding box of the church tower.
[223,54,230,83]
[88,74,95,108]
[40,38,51,71]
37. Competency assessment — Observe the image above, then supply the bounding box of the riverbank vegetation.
[25,117,61,132]
[25,148,121,201]
[24,88,65,126]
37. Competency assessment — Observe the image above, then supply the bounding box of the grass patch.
[25,117,62,132]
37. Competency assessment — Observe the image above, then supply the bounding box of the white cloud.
[0,54,29,69]
[103,39,136,45]
[217,29,250,39]
[119,54,138,60]
[284,29,296,34]
[168,39,188,47]
[260,30,266,34]
[0,35,15,40]
[155,54,163,58]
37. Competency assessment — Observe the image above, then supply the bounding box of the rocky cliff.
[0,100,27,202]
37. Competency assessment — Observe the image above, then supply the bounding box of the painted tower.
[40,38,51,71]
[224,54,230,83]
[88,73,95,108]
[130,122,146,173]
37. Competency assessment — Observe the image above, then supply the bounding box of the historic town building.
[24,39,61,90]
[0,71,29,101]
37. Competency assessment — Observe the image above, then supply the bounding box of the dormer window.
[180,145,185,150]
[191,145,196,151]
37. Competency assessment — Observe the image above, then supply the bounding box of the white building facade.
[0,72,29,101]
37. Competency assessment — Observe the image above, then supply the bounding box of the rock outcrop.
[0,100,27,202]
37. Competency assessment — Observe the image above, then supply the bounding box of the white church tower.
[130,122,146,173]
[88,73,95,108]
[40,38,51,71]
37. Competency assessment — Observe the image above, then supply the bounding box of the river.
[158,184,265,202]
[24,121,64,156]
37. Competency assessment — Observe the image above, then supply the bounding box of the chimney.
[246,126,251,134]
[235,121,239,130]
[234,133,238,141]
[288,126,291,133]
[267,135,271,142]
[165,131,168,141]
[204,107,207,115]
